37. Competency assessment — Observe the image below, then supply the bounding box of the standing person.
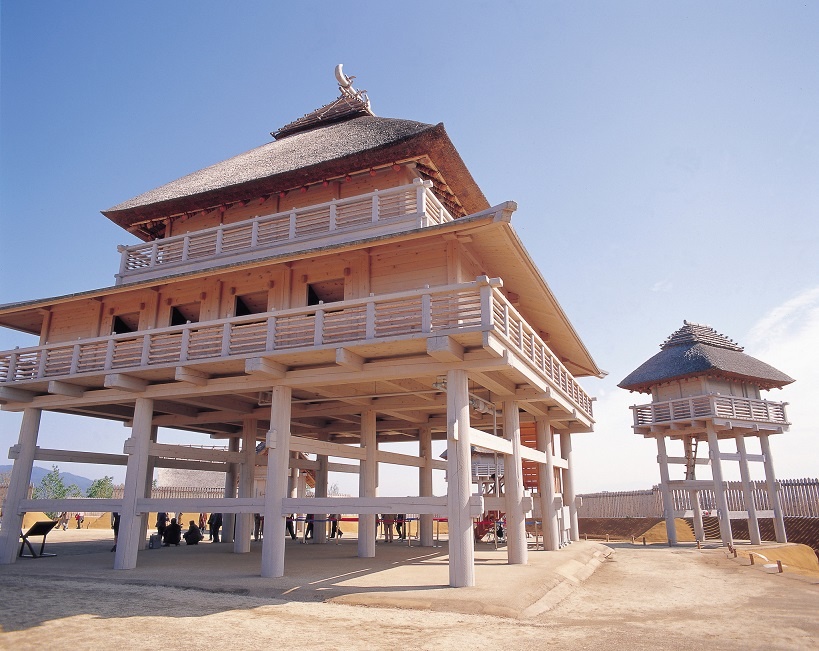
[156,512,169,541]
[198,513,207,537]
[395,514,406,540]
[382,514,394,542]
[286,514,296,540]
[253,513,262,541]
[329,514,343,539]
[304,514,314,542]
[56,512,69,531]
[111,512,120,552]
[75,512,85,529]
[207,512,223,542]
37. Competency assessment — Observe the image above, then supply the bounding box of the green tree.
[86,476,114,499]
[33,465,82,518]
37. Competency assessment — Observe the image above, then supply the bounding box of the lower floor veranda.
[0,320,593,586]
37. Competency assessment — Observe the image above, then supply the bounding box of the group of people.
[155,511,223,546]
[379,514,407,542]
[300,514,343,542]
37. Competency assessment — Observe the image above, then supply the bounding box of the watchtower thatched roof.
[618,321,794,393]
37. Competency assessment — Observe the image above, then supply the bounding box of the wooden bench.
[19,520,58,558]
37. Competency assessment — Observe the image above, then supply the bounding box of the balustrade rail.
[631,394,788,427]
[116,180,452,283]
[0,279,594,419]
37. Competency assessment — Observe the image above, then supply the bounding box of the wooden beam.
[284,495,484,517]
[288,436,367,460]
[245,357,287,378]
[468,427,512,455]
[153,401,200,418]
[34,448,127,466]
[471,370,516,396]
[426,336,464,362]
[0,387,35,404]
[148,442,245,463]
[104,373,148,393]
[335,348,364,370]
[47,381,86,398]
[175,367,210,386]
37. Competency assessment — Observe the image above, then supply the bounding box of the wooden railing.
[0,279,594,419]
[631,395,789,427]
[489,291,595,417]
[116,180,452,283]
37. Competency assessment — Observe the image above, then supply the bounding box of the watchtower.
[619,321,794,547]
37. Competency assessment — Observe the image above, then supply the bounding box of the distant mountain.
[0,465,96,493]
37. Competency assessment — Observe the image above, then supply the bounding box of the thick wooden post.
[736,436,761,545]
[559,431,579,542]
[138,426,158,547]
[760,434,787,542]
[707,425,733,546]
[691,490,705,542]
[419,425,434,547]
[261,386,291,577]
[446,369,474,587]
[656,435,678,545]
[0,408,41,564]
[358,409,377,558]
[503,400,527,565]
[115,398,154,570]
[235,420,257,553]
[536,418,559,551]
[222,437,238,545]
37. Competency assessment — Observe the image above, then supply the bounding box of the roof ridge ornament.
[335,64,371,111]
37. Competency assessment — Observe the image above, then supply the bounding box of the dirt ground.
[1,532,817,651]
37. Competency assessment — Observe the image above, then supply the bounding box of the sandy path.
[1,544,816,651]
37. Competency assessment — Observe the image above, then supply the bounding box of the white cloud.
[651,279,673,293]
[743,286,819,480]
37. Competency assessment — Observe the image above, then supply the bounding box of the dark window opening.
[306,279,344,306]
[235,291,268,316]
[170,303,200,326]
[112,312,140,334]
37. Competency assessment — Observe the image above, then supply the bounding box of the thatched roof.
[618,321,794,393]
[103,115,489,234]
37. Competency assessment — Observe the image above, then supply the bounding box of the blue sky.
[1,1,817,494]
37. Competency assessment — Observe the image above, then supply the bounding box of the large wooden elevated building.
[0,68,601,586]
[620,321,794,547]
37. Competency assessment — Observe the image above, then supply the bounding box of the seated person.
[183,520,203,545]
[163,517,182,546]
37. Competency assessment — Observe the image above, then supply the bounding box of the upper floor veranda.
[115,179,453,284]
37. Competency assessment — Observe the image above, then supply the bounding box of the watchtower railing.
[631,394,789,427]
[116,180,452,283]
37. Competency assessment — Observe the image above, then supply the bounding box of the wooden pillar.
[536,418,559,551]
[115,398,154,570]
[503,400,527,565]
[261,386,291,577]
[736,436,761,545]
[235,420,256,553]
[296,462,307,538]
[0,408,41,565]
[222,437,238,545]
[138,426,158,547]
[760,434,787,543]
[314,454,329,544]
[691,490,705,542]
[559,431,579,542]
[446,369,474,587]
[706,424,733,546]
[419,425,434,547]
[358,409,377,558]
[655,435,678,545]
